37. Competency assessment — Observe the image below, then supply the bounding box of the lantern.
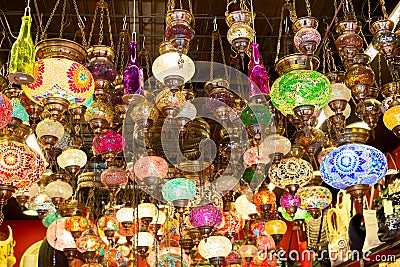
[84,99,114,134]
[65,214,89,240]
[133,156,169,186]
[217,211,244,235]
[93,131,125,164]
[279,191,301,218]
[238,244,258,264]
[162,178,196,207]
[45,180,73,208]
[189,205,223,237]
[383,106,400,137]
[98,213,119,239]
[297,186,332,217]
[270,70,332,115]
[198,235,232,266]
[47,218,76,251]
[10,99,29,123]
[264,219,287,248]
[76,228,104,256]
[235,194,259,220]
[293,17,321,56]
[253,189,276,215]
[57,148,87,177]
[262,134,291,163]
[35,118,65,150]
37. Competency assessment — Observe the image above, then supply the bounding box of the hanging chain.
[59,0,67,38]
[275,5,285,64]
[322,39,327,73]
[305,0,312,16]
[115,33,122,71]
[378,54,382,88]
[210,26,216,80]
[88,6,99,47]
[367,0,372,24]
[379,0,388,19]
[218,30,228,78]
[167,0,175,12]
[99,5,105,45]
[239,0,249,12]
[106,6,114,48]
[40,0,61,40]
[119,31,127,73]
[333,0,338,23]
[72,0,87,48]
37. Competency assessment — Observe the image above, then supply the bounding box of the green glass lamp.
[240,104,272,127]
[161,177,197,208]
[270,70,332,115]
[8,7,35,85]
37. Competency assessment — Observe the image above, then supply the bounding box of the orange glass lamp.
[264,219,287,248]
[253,189,276,218]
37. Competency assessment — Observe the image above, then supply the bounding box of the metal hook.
[230,46,238,58]
[213,16,218,31]
[142,35,146,48]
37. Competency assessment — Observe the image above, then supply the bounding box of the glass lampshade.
[252,221,270,236]
[270,70,332,115]
[161,178,196,203]
[294,28,321,54]
[93,131,125,154]
[383,106,400,131]
[243,146,270,166]
[35,118,65,139]
[320,143,388,190]
[217,211,244,234]
[87,58,117,82]
[238,244,258,258]
[280,191,301,208]
[76,229,104,253]
[42,210,63,228]
[248,42,270,96]
[206,88,236,111]
[264,219,287,235]
[189,205,223,228]
[329,82,352,102]
[176,101,197,120]
[0,94,12,129]
[297,186,332,210]
[54,132,71,151]
[262,134,291,156]
[64,214,89,234]
[152,51,195,84]
[130,100,159,123]
[98,214,119,232]
[22,58,94,107]
[47,218,76,250]
[151,210,167,225]
[26,191,54,212]
[198,235,232,259]
[0,139,45,188]
[235,194,259,219]
[84,99,114,124]
[134,231,154,247]
[215,175,239,193]
[240,104,272,127]
[10,99,29,123]
[254,189,276,207]
[45,180,73,199]
[100,167,128,186]
[268,157,313,189]
[14,183,39,198]
[278,206,311,221]
[57,148,87,169]
[227,23,255,51]
[116,207,134,223]
[242,167,263,184]
[133,156,169,181]
[136,203,158,219]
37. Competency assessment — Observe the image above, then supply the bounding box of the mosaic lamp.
[279,190,301,218]
[297,185,332,218]
[162,178,196,208]
[320,143,387,205]
[383,106,400,137]
[44,179,73,209]
[35,118,65,151]
[198,235,232,267]
[270,70,332,115]
[97,212,119,240]
[238,244,258,264]
[47,218,76,251]
[0,94,12,130]
[235,194,259,220]
[253,189,276,215]
[268,157,313,195]
[116,207,134,230]
[189,205,223,237]
[133,156,169,187]
[93,131,125,165]
[57,148,87,177]
[264,219,287,248]
[64,212,89,240]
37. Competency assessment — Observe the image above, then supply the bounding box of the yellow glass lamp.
[264,219,287,248]
[383,106,400,137]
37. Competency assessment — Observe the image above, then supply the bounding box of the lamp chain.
[379,0,388,19]
[99,4,105,45]
[72,0,87,48]
[210,24,215,80]
[40,0,61,40]
[275,5,285,64]
[106,6,114,48]
[304,0,312,16]
[333,0,338,23]
[59,0,67,38]
[88,5,99,47]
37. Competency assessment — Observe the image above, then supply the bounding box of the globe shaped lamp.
[35,118,65,151]
[278,206,311,222]
[116,207,134,229]
[293,17,321,55]
[130,100,159,129]
[64,213,89,240]
[320,143,387,206]
[189,205,223,237]
[134,231,154,256]
[162,178,196,208]
[47,218,76,251]
[57,148,87,177]
[93,131,125,165]
[76,228,104,260]
[98,213,119,240]
[270,70,332,116]
[217,212,244,236]
[214,175,239,194]
[10,99,29,123]
[238,244,258,264]
[133,156,169,187]
[155,89,186,117]
[21,57,94,108]
[84,99,114,134]
[136,203,158,228]
[235,194,259,220]
[383,106,400,137]
[253,189,276,216]
[100,167,128,199]
[45,180,73,209]
[0,94,12,130]
[262,134,291,164]
[264,219,287,248]
[268,157,313,195]
[240,104,272,142]
[152,41,195,89]
[297,186,332,218]
[198,235,232,267]
[279,191,301,218]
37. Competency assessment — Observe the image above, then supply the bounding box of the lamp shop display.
[2,0,400,266]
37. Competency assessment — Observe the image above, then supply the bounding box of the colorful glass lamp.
[189,205,223,237]
[161,177,196,208]
[297,185,332,218]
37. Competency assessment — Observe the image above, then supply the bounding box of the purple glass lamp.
[93,131,125,165]
[189,205,223,237]
[279,191,301,218]
[123,41,144,106]
[248,43,270,100]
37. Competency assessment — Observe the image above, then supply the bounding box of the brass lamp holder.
[271,234,283,249]
[51,197,65,210]
[346,184,369,212]
[89,118,109,135]
[180,238,195,255]
[285,206,298,218]
[69,106,87,124]
[65,165,81,178]
[44,97,70,121]
[209,256,225,267]
[198,226,214,238]
[293,105,315,130]
[63,248,78,264]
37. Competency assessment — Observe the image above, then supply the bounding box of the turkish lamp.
[383,106,400,137]
[97,211,119,242]
[64,210,89,240]
[135,203,158,229]
[335,20,363,60]
[370,19,396,60]
[150,210,167,225]
[57,148,87,177]
[152,41,195,90]
[8,7,35,85]
[35,118,65,151]
[293,17,321,56]
[165,8,195,55]
[116,207,135,231]
[253,189,276,219]
[198,235,232,267]
[14,183,39,209]
[234,194,259,220]
[45,179,73,209]
[264,219,287,248]
[297,185,332,218]
[133,156,169,188]
[262,134,291,164]
[134,231,154,257]
[238,244,258,264]
[355,98,382,129]
[161,177,196,208]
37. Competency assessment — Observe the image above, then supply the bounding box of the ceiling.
[0,0,400,220]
